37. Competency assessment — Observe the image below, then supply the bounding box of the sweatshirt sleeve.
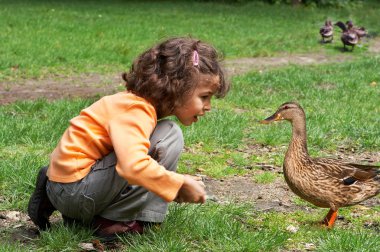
[108,102,184,202]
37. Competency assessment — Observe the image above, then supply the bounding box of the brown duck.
[335,21,358,51]
[346,20,368,40]
[261,102,380,227]
[319,20,334,43]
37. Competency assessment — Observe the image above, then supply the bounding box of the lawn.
[1,0,380,79]
[1,0,380,251]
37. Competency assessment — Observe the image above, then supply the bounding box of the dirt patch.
[205,175,380,209]
[0,73,122,104]
[0,52,348,104]
[204,142,380,209]
[0,211,39,244]
[205,175,299,211]
[223,52,353,76]
[368,37,380,53]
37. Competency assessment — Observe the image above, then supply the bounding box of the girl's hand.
[174,175,206,204]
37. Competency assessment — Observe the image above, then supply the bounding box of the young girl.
[28,37,230,239]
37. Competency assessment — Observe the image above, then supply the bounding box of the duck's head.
[335,21,347,32]
[260,102,305,124]
[346,20,354,29]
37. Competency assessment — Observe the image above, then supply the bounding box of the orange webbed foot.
[321,208,338,228]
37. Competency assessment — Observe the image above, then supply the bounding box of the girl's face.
[173,74,220,126]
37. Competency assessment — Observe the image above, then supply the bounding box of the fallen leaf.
[304,242,316,251]
[78,242,96,251]
[92,239,105,251]
[286,224,299,233]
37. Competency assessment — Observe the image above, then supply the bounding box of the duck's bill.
[260,113,282,124]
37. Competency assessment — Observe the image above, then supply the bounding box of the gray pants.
[46,119,183,224]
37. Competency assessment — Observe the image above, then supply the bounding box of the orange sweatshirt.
[48,91,185,202]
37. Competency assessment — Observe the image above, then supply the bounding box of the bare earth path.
[1,37,380,104]
[0,52,358,104]
[1,40,380,240]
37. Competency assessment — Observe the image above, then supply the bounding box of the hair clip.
[193,50,199,66]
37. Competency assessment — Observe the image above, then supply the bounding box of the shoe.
[27,166,56,230]
[92,216,144,241]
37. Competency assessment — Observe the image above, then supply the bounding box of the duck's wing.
[356,26,367,32]
[342,32,359,45]
[346,163,380,179]
[320,26,333,36]
[312,157,379,184]
[354,28,368,37]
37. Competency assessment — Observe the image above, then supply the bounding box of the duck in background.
[319,20,334,43]
[346,20,368,41]
[261,102,380,228]
[335,21,358,51]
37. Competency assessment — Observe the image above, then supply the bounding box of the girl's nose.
[204,102,211,112]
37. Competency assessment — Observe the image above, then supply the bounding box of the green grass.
[0,204,290,251]
[120,203,289,251]
[238,57,380,151]
[4,203,377,251]
[315,229,380,251]
[1,0,380,79]
[1,0,380,251]
[253,171,277,184]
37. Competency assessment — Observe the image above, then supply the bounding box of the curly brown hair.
[123,37,229,118]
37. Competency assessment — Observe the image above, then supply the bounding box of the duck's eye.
[283,105,289,109]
